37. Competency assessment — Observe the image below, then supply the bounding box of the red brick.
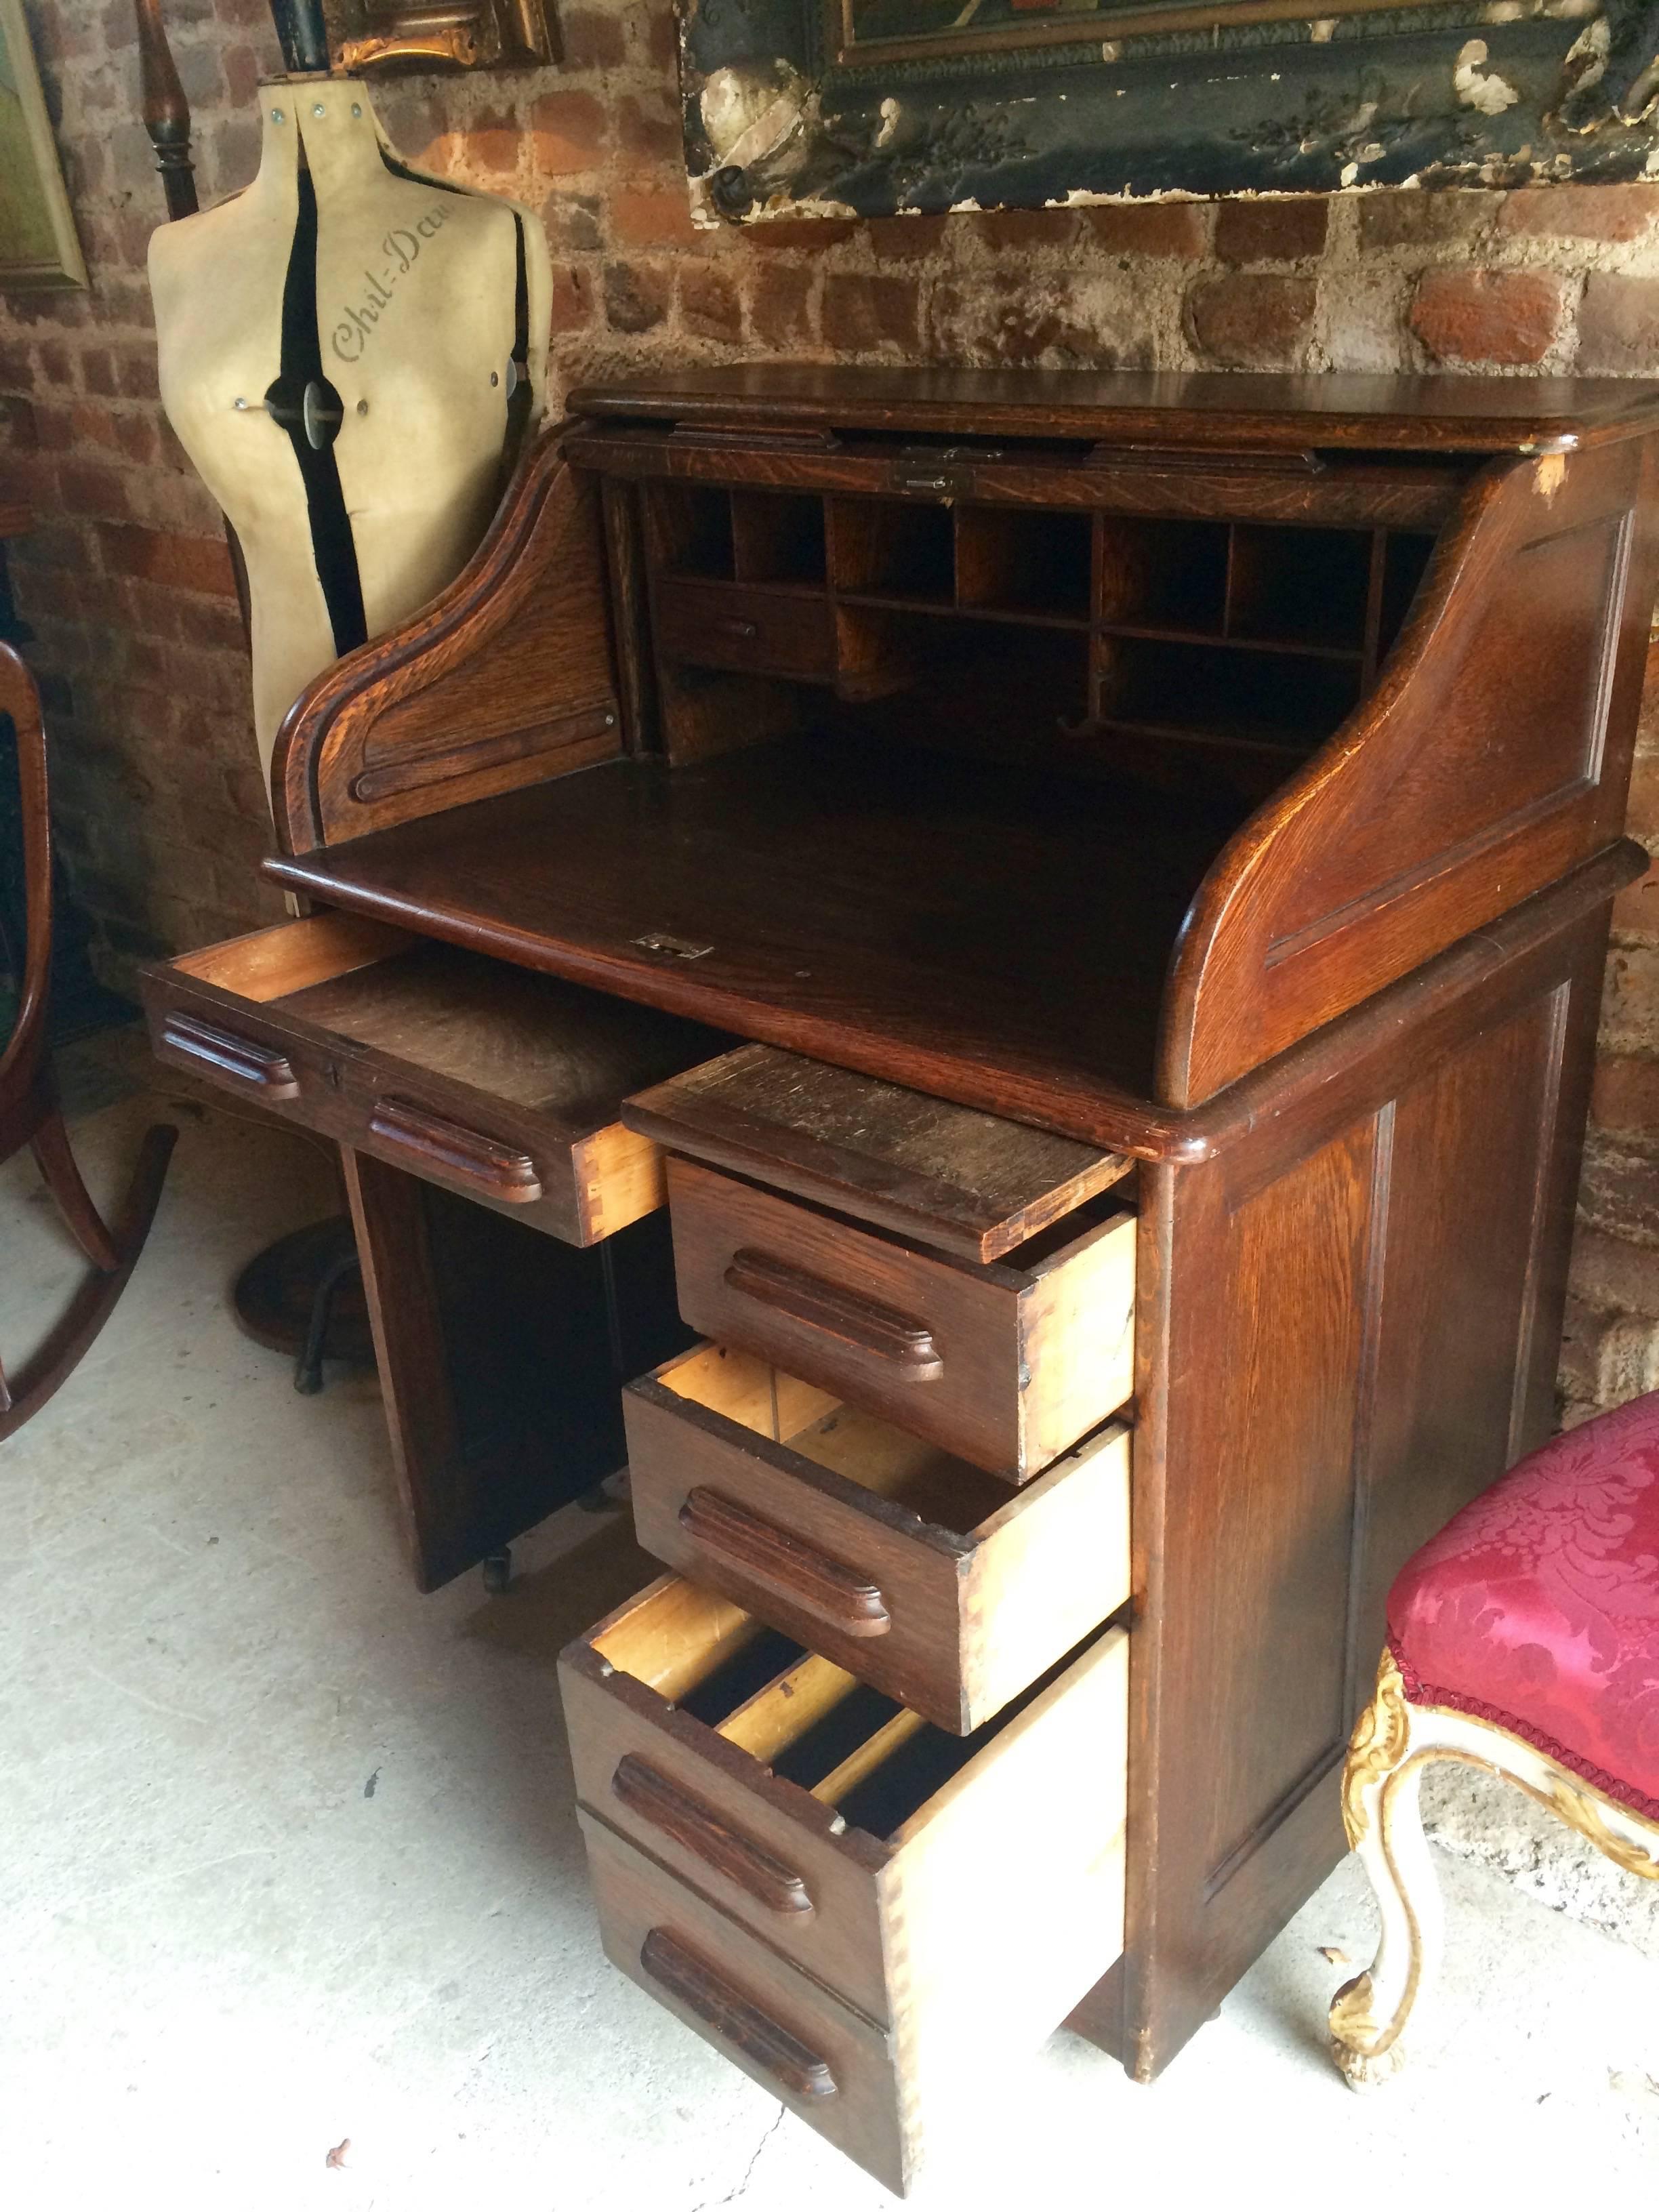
[546,264,595,335]
[559,7,628,66]
[611,187,699,249]
[748,262,815,347]
[971,207,1079,251]
[223,41,262,108]
[679,264,742,344]
[1498,182,1659,245]
[1614,849,1659,945]
[602,259,669,334]
[1578,274,1659,375]
[1214,197,1329,264]
[821,273,921,353]
[931,272,1130,368]
[80,345,117,397]
[1081,201,1209,258]
[1188,273,1315,369]
[69,401,120,449]
[867,215,950,262]
[57,458,130,519]
[614,96,680,166]
[1357,189,1497,249]
[1409,268,1565,367]
[531,91,608,174]
[468,106,523,174]
[100,525,238,598]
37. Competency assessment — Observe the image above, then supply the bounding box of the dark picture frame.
[678,0,1659,221]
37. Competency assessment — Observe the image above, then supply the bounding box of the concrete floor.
[3,1059,1657,2211]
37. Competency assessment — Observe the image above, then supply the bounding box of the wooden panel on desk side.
[1099,882,1617,2081]
[1162,436,1659,1105]
[270,431,622,854]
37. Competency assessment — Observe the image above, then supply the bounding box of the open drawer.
[560,1574,1127,2190]
[664,1157,1136,1479]
[140,912,728,1246]
[624,1343,1131,1730]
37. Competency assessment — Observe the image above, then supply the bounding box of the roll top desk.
[142,369,1659,2191]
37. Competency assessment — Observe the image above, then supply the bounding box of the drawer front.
[625,1345,1133,1732]
[560,1635,894,2024]
[655,579,836,680]
[665,1157,1134,1479]
[579,1812,912,2194]
[140,925,671,1247]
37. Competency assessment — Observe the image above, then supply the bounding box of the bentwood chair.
[0,642,174,1439]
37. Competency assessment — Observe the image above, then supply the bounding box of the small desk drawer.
[664,1157,1136,1480]
[559,1575,1127,2143]
[579,1814,911,2190]
[140,912,727,1246]
[625,1342,1131,1731]
[655,578,836,680]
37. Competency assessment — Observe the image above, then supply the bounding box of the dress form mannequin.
[149,80,551,785]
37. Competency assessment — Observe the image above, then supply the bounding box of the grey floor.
[3,1051,1656,2211]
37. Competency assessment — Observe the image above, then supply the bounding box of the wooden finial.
[133,0,198,222]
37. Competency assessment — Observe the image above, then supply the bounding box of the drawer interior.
[653,1342,1023,1536]
[169,912,729,1134]
[588,1576,1092,1847]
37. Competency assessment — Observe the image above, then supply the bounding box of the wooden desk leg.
[342,1145,691,1592]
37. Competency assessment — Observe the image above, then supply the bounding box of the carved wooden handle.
[640,1928,838,2102]
[368,1097,542,1202]
[679,1487,890,1639]
[612,1754,814,1914]
[161,1012,299,1099]
[723,1249,943,1380]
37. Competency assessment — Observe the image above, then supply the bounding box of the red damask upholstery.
[1387,1390,1659,1822]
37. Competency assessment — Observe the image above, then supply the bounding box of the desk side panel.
[271,428,624,855]
[1105,890,1609,2078]
[1162,435,1659,1107]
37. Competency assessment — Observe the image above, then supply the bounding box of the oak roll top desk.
[142,369,1659,2191]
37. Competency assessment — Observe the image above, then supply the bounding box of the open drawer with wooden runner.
[623,1342,1131,1730]
[560,1574,1128,2193]
[140,911,729,1246]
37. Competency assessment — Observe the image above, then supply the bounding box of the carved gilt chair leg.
[1330,1652,1440,2089]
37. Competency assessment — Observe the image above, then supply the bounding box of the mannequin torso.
[150,80,551,778]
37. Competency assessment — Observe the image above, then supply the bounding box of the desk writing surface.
[265,739,1246,1147]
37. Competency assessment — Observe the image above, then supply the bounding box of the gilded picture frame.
[0,0,85,291]
[678,0,1659,222]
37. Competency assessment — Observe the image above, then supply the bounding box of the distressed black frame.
[678,0,1659,220]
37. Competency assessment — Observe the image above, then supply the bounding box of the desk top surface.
[568,365,1659,453]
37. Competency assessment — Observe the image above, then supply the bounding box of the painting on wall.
[0,0,85,291]
[681,0,1659,222]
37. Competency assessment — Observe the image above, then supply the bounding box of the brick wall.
[7,0,1659,1414]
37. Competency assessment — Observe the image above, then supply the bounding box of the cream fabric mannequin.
[149,79,551,783]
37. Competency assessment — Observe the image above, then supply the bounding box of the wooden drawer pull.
[722,1249,943,1380]
[679,1486,891,1639]
[368,1096,543,1203]
[160,1012,300,1099]
[716,617,758,639]
[639,1927,838,2103]
[612,1753,815,1914]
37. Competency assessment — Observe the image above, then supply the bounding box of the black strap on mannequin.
[268,0,330,73]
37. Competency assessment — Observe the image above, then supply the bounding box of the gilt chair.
[1329,1387,1659,2085]
[0,641,174,1439]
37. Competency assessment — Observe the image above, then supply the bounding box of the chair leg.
[29,1107,121,1272]
[1329,1653,1441,2089]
